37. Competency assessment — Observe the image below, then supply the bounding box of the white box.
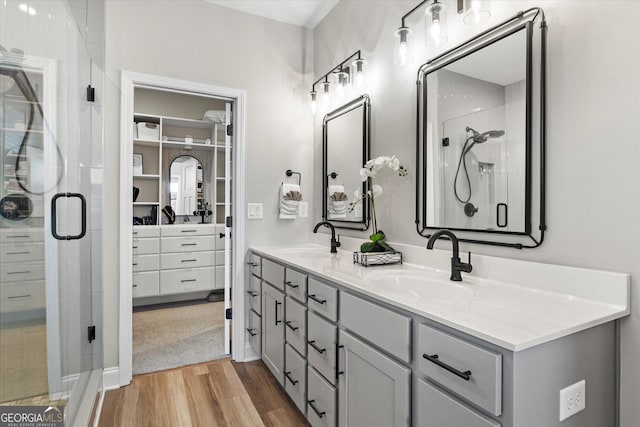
[137,122,159,140]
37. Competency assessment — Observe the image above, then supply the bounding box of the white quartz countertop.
[249,244,630,352]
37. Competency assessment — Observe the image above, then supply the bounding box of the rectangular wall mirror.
[417,10,546,248]
[322,95,370,230]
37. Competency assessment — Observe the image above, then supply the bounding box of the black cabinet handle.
[6,251,30,255]
[423,354,472,381]
[284,281,299,289]
[308,340,326,354]
[246,262,259,267]
[284,371,299,385]
[181,279,197,283]
[246,328,257,337]
[181,243,197,246]
[308,294,327,304]
[181,229,197,233]
[8,294,31,299]
[285,321,298,331]
[7,271,30,275]
[275,301,282,325]
[307,400,325,418]
[181,259,197,263]
[51,193,86,240]
[246,290,258,297]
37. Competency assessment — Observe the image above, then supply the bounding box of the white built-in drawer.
[307,366,336,427]
[0,228,43,243]
[160,251,215,270]
[160,225,215,237]
[0,280,45,312]
[1,262,45,283]
[133,254,159,272]
[286,295,306,356]
[307,310,337,385]
[246,274,261,315]
[247,308,261,356]
[161,236,214,253]
[132,271,159,298]
[132,238,159,255]
[417,379,500,427]
[160,267,215,295]
[418,324,502,416]
[0,242,44,263]
[285,268,307,302]
[285,343,307,415]
[247,252,261,277]
[132,226,159,238]
[307,278,338,321]
[340,292,412,363]
[262,258,285,290]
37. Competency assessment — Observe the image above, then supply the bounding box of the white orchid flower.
[372,184,383,197]
[354,189,361,199]
[389,156,400,171]
[359,168,369,181]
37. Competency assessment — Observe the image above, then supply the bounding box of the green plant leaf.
[360,241,378,253]
[378,240,396,253]
[369,230,386,243]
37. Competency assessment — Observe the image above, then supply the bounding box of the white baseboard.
[103,367,121,391]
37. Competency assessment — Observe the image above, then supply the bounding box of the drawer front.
[160,225,215,237]
[285,344,307,415]
[247,252,261,277]
[214,225,226,249]
[246,275,262,315]
[161,236,215,253]
[132,238,159,255]
[0,242,44,263]
[0,228,43,243]
[307,366,337,427]
[214,250,226,266]
[215,266,224,289]
[340,292,412,363]
[262,259,285,290]
[307,310,337,384]
[133,254,159,272]
[307,278,338,321]
[1,262,45,283]
[247,308,261,356]
[132,271,159,298]
[160,251,215,270]
[417,380,500,427]
[132,226,159,238]
[418,324,502,416]
[285,296,306,356]
[285,268,307,302]
[160,267,215,295]
[0,281,45,312]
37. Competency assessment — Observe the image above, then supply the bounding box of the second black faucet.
[313,221,341,253]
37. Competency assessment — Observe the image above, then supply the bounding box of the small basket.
[353,251,403,267]
[137,122,160,140]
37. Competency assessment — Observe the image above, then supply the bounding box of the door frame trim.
[118,71,246,386]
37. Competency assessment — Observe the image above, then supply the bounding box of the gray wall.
[103,0,314,368]
[313,1,640,425]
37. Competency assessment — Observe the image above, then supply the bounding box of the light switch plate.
[298,202,308,218]
[559,380,586,421]
[247,203,263,219]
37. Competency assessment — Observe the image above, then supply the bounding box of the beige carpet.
[133,301,227,375]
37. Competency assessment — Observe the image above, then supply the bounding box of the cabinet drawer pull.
[181,243,197,246]
[275,301,282,325]
[7,271,30,275]
[308,340,326,354]
[132,231,138,235]
[246,262,259,267]
[284,280,299,289]
[423,353,472,381]
[6,235,29,238]
[8,294,31,299]
[181,279,197,283]
[307,400,326,418]
[132,263,138,266]
[284,371,299,385]
[132,246,138,249]
[181,259,197,263]
[285,321,299,331]
[132,284,138,287]
[181,229,197,233]
[246,328,257,337]
[308,294,327,304]
[246,290,258,297]
[6,251,30,255]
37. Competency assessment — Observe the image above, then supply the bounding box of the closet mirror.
[416,10,546,248]
[323,95,370,230]
[169,155,203,216]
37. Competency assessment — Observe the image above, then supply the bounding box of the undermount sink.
[366,272,478,303]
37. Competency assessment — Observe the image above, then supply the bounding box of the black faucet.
[313,221,341,253]
[426,230,472,281]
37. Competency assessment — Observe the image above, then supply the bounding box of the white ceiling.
[204,0,339,29]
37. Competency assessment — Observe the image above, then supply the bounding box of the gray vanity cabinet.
[338,330,411,427]
[262,282,285,385]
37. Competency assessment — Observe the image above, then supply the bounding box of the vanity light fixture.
[458,0,491,25]
[425,0,448,47]
[309,50,366,114]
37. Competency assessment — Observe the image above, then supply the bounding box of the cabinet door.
[338,330,411,427]
[262,282,285,385]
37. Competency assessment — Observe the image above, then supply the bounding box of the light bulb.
[351,59,367,90]
[309,91,317,114]
[321,81,331,107]
[394,27,412,67]
[425,0,447,47]
[463,0,491,25]
[335,70,349,99]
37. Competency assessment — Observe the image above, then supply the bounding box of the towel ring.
[286,169,301,186]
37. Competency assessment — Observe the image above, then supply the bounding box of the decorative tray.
[353,251,403,267]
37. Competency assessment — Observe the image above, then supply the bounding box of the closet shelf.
[133,202,160,206]
[133,139,161,147]
[162,140,215,150]
[133,174,160,180]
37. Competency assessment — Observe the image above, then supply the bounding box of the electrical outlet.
[247,203,263,220]
[559,380,586,421]
[298,202,308,218]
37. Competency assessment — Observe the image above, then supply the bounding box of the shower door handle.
[51,193,87,240]
[496,203,508,228]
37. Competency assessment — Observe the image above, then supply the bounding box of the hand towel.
[280,183,302,219]
[328,185,347,219]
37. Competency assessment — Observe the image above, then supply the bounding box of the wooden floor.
[99,358,309,427]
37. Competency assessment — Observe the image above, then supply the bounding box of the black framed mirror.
[322,94,370,230]
[169,155,203,216]
[416,9,547,248]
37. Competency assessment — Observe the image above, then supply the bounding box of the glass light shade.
[463,0,491,25]
[309,91,317,114]
[394,27,412,67]
[425,0,448,47]
[334,70,350,99]
[351,59,367,90]
[321,81,331,107]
